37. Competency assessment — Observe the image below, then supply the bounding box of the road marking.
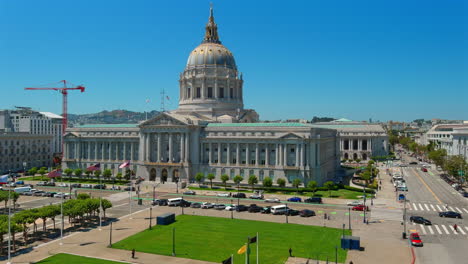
[418,204,424,211]
[436,205,443,211]
[435,225,442,234]
[449,225,458,234]
[458,227,466,235]
[424,204,430,211]
[427,225,434,234]
[430,204,436,211]
[463,208,468,213]
[454,207,463,214]
[441,225,450,234]
[420,225,427,235]
[412,203,418,211]
[412,168,443,204]
[465,227,468,233]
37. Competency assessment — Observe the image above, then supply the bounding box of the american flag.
[47,169,62,178]
[119,161,130,169]
[86,163,101,171]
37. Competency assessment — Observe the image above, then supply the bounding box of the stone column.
[265,144,269,166]
[94,141,98,160]
[300,143,304,167]
[130,142,134,161]
[157,133,161,162]
[145,134,150,162]
[275,144,279,166]
[255,143,259,166]
[283,143,287,166]
[278,144,282,166]
[180,133,184,163]
[115,142,119,161]
[227,143,231,165]
[217,143,221,165]
[209,142,212,164]
[169,133,173,163]
[358,140,362,151]
[295,144,300,167]
[236,143,240,165]
[246,143,250,165]
[185,132,189,162]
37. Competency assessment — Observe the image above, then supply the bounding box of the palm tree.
[220,174,229,189]
[248,175,258,191]
[207,173,215,188]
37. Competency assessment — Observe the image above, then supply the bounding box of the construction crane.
[24,80,85,154]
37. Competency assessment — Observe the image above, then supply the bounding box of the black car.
[285,209,300,216]
[463,192,468,198]
[236,204,248,212]
[43,192,57,197]
[248,205,263,213]
[152,199,168,206]
[124,186,136,191]
[183,190,196,195]
[410,216,431,225]
[232,193,246,198]
[93,184,106,189]
[180,200,191,207]
[439,211,462,219]
[190,202,202,208]
[71,183,82,188]
[299,209,316,217]
[304,197,322,204]
[261,206,272,214]
[409,162,418,165]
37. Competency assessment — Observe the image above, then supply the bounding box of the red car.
[409,232,423,246]
[421,167,428,172]
[352,205,369,211]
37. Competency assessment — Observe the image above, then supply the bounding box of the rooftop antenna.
[160,89,166,112]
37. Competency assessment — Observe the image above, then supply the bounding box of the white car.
[347,200,364,206]
[217,193,231,197]
[225,205,237,211]
[58,183,69,187]
[82,184,93,188]
[249,194,264,199]
[264,198,280,203]
[201,202,214,209]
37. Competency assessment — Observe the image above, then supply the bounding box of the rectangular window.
[208,87,213,98]
[230,88,234,98]
[196,87,201,98]
[219,87,224,98]
[187,88,191,98]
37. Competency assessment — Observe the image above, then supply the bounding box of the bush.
[276,178,286,187]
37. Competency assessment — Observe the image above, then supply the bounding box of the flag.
[249,236,257,244]
[221,256,232,264]
[0,175,8,184]
[87,163,101,171]
[47,169,62,178]
[237,244,247,254]
[119,161,130,169]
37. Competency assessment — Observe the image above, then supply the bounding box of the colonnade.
[66,140,138,161]
[141,132,189,163]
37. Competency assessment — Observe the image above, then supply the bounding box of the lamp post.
[99,171,103,230]
[108,221,113,247]
[7,174,12,264]
[348,207,351,230]
[149,207,153,229]
[60,173,64,245]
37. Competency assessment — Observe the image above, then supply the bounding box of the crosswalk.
[412,223,468,236]
[408,203,468,213]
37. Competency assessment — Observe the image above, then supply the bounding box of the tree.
[195,173,205,185]
[220,174,229,189]
[101,199,113,218]
[124,170,131,181]
[444,155,468,183]
[77,193,91,200]
[262,176,273,187]
[307,180,318,196]
[355,158,361,163]
[248,175,258,191]
[233,175,243,190]
[64,168,73,181]
[207,173,215,188]
[361,170,371,187]
[428,149,447,167]
[292,179,302,192]
[13,210,36,244]
[324,181,335,197]
[38,168,47,181]
[28,167,38,179]
[102,169,112,182]
[43,205,60,230]
[74,168,83,181]
[94,170,101,180]
[85,170,92,179]
[116,172,123,182]
[277,178,286,187]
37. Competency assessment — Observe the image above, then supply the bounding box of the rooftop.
[75,124,138,128]
[207,122,309,127]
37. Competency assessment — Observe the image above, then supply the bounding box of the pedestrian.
[349,261,354,264]
[131,249,135,259]
[454,224,458,232]
[289,247,292,257]
[324,213,327,220]
[445,204,448,210]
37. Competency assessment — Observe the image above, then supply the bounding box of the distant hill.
[68,110,160,125]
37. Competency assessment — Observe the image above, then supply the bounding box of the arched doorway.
[172,169,179,182]
[344,153,349,160]
[353,153,358,160]
[150,168,156,181]
[161,169,168,183]
[362,153,367,161]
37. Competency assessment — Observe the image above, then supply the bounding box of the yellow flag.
[237,244,247,254]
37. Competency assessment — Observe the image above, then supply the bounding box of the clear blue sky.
[0,0,466,122]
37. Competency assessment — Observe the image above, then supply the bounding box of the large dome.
[186,43,236,69]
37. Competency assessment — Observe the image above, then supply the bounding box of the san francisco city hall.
[62,8,342,185]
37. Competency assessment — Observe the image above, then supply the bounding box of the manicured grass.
[36,253,127,264]
[113,215,350,264]
[20,176,129,186]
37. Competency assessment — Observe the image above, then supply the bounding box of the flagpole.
[256,232,259,264]
[245,242,248,264]
[7,184,11,264]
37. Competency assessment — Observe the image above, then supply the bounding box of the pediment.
[279,133,303,139]
[63,132,80,138]
[139,112,187,127]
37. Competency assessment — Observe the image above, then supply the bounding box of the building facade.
[427,124,468,161]
[452,128,468,162]
[0,132,53,173]
[62,7,341,185]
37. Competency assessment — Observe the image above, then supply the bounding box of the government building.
[62,7,341,185]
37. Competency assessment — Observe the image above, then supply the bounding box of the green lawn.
[36,253,127,264]
[113,215,350,264]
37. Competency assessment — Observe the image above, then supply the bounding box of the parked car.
[217,193,231,197]
[299,209,316,217]
[33,190,45,196]
[93,184,106,189]
[45,182,56,186]
[109,186,121,190]
[347,200,364,206]
[58,183,69,187]
[261,206,272,214]
[232,193,246,198]
[43,192,57,197]
[249,193,264,199]
[352,205,369,211]
[410,216,431,225]
[409,162,418,165]
[124,186,136,191]
[23,191,34,196]
[183,190,196,195]
[201,202,215,209]
[214,204,226,210]
[265,198,280,203]
[190,202,202,208]
[287,197,302,202]
[409,232,423,247]
[15,181,24,185]
[248,204,263,213]
[152,199,168,206]
[439,211,462,219]
[225,204,237,211]
[36,181,46,186]
[180,200,191,207]
[236,204,249,212]
[71,183,82,188]
[421,167,428,172]
[54,193,69,198]
[285,209,300,216]
[304,197,322,204]
[82,184,93,188]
